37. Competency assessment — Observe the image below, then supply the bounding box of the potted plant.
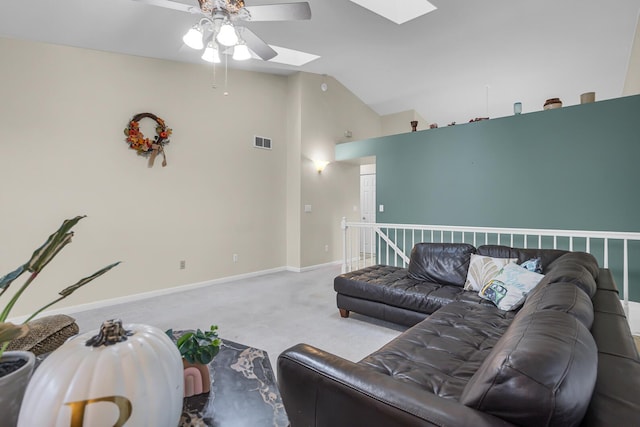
[166,325,221,397]
[0,215,119,425]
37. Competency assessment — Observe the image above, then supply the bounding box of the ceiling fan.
[133,0,312,62]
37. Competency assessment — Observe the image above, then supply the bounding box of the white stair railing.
[341,218,640,315]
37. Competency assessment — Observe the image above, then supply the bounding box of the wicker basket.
[6,314,79,355]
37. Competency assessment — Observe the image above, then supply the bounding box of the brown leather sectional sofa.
[278,243,640,426]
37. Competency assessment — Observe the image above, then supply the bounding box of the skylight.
[349,0,437,25]
[265,46,320,67]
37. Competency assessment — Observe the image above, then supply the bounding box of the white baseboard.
[8,262,343,323]
[286,260,342,273]
[7,266,289,323]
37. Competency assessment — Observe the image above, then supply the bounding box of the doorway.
[360,164,376,255]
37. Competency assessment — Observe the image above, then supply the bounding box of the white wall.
[297,73,381,268]
[0,38,385,317]
[380,110,427,136]
[624,12,640,95]
[0,38,289,317]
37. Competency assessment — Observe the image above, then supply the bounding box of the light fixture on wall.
[313,160,330,173]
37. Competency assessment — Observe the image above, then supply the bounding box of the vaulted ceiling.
[1,0,639,125]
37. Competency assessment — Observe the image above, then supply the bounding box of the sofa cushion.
[407,243,476,287]
[335,265,493,316]
[478,263,544,311]
[359,302,515,400]
[460,310,598,427]
[582,293,640,427]
[547,251,600,278]
[543,252,598,298]
[334,265,413,301]
[519,281,594,329]
[477,245,568,273]
[464,254,517,291]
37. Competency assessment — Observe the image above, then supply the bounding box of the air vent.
[253,136,272,150]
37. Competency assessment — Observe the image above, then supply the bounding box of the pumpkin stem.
[86,319,132,347]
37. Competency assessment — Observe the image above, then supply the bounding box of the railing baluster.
[403,229,406,267]
[624,239,629,316]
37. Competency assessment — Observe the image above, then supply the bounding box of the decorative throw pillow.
[520,257,543,274]
[479,263,544,311]
[464,254,517,291]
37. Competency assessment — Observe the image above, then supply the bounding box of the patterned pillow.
[479,263,544,311]
[464,254,517,291]
[520,257,543,273]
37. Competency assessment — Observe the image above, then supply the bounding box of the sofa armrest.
[277,344,515,427]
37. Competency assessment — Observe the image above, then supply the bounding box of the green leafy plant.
[0,216,120,359]
[166,325,221,365]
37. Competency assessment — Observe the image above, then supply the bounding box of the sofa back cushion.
[407,243,476,287]
[460,310,597,427]
[544,252,599,298]
[477,245,568,273]
[520,281,594,329]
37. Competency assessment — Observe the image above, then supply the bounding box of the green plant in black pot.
[167,325,221,365]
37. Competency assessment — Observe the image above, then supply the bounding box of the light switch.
[379,204,384,212]
[304,204,312,213]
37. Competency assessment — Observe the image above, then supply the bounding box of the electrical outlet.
[180,260,186,269]
[324,244,329,252]
[233,254,239,263]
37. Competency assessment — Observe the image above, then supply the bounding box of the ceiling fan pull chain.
[224,52,229,96]
[212,55,217,89]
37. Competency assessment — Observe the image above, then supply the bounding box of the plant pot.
[0,351,35,426]
[183,359,211,397]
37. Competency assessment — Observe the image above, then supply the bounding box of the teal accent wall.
[336,95,640,300]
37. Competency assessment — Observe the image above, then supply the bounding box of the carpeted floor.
[69,265,405,372]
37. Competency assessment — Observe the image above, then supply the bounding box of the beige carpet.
[69,265,405,373]
[635,336,640,353]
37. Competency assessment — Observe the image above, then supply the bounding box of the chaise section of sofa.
[335,243,494,326]
[280,244,640,426]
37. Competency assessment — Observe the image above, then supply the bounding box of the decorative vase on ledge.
[543,98,563,110]
[410,121,418,132]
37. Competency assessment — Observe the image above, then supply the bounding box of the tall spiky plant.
[0,216,120,359]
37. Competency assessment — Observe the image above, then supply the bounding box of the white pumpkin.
[17,319,184,427]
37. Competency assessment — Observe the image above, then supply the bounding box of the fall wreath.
[124,113,172,167]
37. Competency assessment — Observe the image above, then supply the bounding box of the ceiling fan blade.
[244,2,311,21]
[132,0,199,13]
[240,27,278,60]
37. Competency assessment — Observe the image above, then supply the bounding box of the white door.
[360,173,376,254]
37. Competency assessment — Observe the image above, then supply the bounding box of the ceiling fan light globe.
[183,26,204,50]
[201,42,221,63]
[232,44,251,61]
[217,22,239,47]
